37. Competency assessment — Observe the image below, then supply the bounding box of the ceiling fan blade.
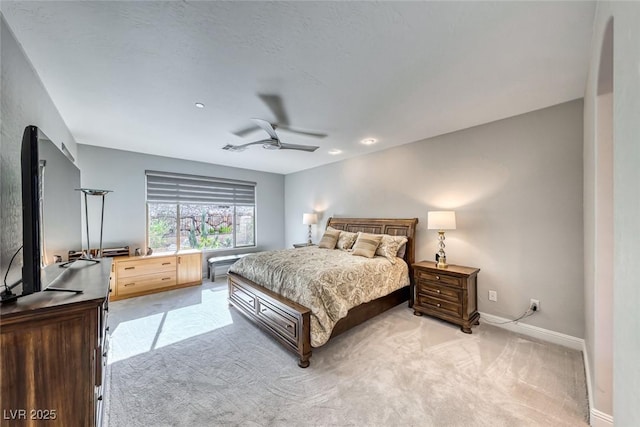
[276,125,328,139]
[222,139,274,151]
[232,125,260,138]
[278,143,320,152]
[251,118,279,140]
[258,94,289,126]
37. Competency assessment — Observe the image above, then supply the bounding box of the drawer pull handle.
[436,289,441,293]
[435,275,440,280]
[286,325,293,329]
[162,277,171,281]
[261,308,267,312]
[162,262,171,265]
[124,267,135,270]
[124,283,135,287]
[437,303,441,307]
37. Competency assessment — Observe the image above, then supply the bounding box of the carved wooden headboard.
[325,217,419,268]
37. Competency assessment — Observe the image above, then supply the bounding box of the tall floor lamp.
[47,188,111,292]
[78,188,112,261]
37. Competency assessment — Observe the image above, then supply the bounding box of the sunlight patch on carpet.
[109,288,232,363]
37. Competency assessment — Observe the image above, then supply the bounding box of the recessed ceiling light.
[328,149,342,155]
[361,138,377,145]
[195,102,205,108]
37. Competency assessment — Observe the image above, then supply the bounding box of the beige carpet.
[105,279,588,426]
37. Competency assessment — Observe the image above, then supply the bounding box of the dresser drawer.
[117,256,176,279]
[416,280,461,303]
[257,298,298,343]
[117,271,177,296]
[229,283,256,311]
[415,269,462,288]
[416,294,462,318]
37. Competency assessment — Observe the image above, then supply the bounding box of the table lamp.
[302,213,318,245]
[427,211,456,268]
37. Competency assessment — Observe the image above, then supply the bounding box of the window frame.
[145,171,256,253]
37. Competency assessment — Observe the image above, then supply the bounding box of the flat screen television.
[21,125,82,296]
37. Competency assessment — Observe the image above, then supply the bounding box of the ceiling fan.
[233,94,328,139]
[223,118,320,152]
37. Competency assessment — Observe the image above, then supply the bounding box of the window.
[146,171,256,252]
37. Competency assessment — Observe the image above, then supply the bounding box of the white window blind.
[146,170,256,205]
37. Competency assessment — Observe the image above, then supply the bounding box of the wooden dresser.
[412,261,480,333]
[0,260,112,427]
[110,251,202,301]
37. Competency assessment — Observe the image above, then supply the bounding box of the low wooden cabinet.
[0,260,112,427]
[412,261,480,333]
[177,252,203,285]
[111,251,202,301]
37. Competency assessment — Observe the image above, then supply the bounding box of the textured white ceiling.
[2,1,595,174]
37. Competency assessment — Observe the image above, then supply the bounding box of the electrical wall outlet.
[530,299,540,312]
[488,290,498,302]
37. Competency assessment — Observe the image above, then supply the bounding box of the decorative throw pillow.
[328,226,358,250]
[318,229,341,249]
[351,232,383,258]
[376,235,408,264]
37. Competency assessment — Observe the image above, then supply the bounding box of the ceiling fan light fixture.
[195,102,205,109]
[361,138,377,145]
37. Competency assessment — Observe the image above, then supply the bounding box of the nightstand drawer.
[415,270,462,287]
[416,294,462,318]
[416,280,461,303]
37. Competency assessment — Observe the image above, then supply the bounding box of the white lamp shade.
[427,211,456,230]
[302,213,318,225]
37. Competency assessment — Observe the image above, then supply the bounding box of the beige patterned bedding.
[228,247,409,347]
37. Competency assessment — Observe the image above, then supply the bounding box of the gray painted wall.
[585,2,640,424]
[285,100,584,338]
[0,16,78,284]
[77,144,285,273]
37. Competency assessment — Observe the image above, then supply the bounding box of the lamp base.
[436,255,448,269]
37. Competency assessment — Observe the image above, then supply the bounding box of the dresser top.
[412,260,480,277]
[1,258,112,320]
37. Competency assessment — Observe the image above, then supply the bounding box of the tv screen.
[21,126,82,296]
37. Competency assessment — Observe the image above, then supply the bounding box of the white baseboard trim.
[479,312,583,351]
[581,341,613,426]
[582,340,595,420]
[590,408,613,427]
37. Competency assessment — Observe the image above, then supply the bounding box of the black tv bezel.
[21,125,42,296]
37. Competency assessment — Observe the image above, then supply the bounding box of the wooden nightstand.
[412,261,480,333]
[293,243,316,248]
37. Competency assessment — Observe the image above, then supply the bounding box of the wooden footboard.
[228,273,410,368]
[228,272,312,367]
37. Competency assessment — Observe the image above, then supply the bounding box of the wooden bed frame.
[227,217,418,368]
